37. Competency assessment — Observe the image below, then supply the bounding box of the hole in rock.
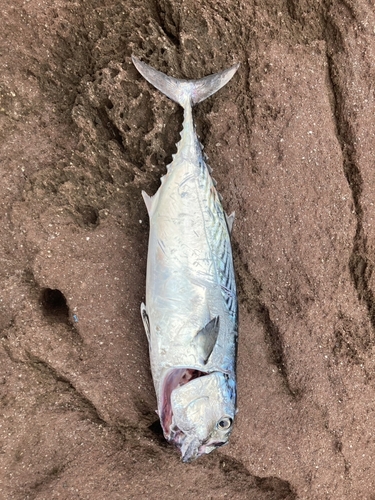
[148,419,169,447]
[76,205,100,228]
[104,98,114,109]
[41,288,69,323]
[148,419,164,436]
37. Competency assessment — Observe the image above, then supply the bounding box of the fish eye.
[217,417,233,430]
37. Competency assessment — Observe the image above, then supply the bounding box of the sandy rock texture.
[2,0,375,498]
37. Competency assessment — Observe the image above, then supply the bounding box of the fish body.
[133,56,239,462]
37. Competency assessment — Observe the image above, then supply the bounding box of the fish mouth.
[172,429,228,462]
[160,368,207,439]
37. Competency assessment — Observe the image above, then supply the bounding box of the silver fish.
[133,56,239,462]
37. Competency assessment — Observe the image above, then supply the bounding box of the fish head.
[165,371,236,462]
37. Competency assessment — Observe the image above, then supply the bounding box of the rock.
[1,1,375,498]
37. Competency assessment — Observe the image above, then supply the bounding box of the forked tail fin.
[132,56,239,109]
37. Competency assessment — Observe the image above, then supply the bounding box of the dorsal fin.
[225,211,235,234]
[193,316,220,364]
[142,190,153,215]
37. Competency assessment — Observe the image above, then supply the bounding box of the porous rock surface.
[1,1,375,498]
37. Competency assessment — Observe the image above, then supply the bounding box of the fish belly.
[146,159,235,387]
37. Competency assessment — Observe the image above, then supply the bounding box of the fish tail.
[132,56,239,109]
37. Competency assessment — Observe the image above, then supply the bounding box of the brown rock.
[2,0,375,498]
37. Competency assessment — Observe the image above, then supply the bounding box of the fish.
[133,55,239,462]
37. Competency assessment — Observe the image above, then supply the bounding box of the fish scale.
[133,56,239,462]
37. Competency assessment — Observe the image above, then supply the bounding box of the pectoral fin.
[194,316,220,364]
[140,302,150,342]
